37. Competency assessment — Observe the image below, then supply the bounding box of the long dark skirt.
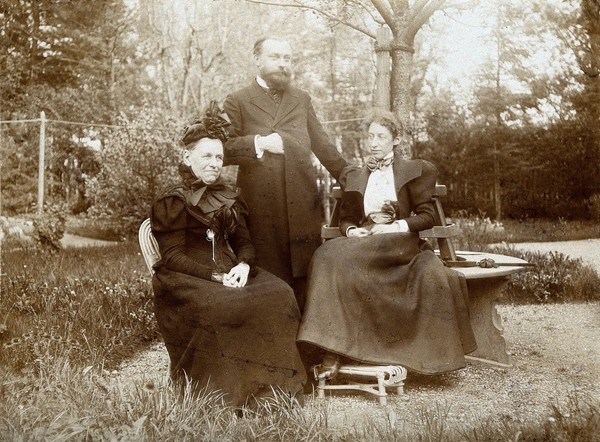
[297,233,477,374]
[153,267,307,407]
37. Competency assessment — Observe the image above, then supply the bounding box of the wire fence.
[1,112,364,217]
[0,116,362,128]
[0,117,122,128]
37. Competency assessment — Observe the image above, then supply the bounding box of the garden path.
[60,233,120,248]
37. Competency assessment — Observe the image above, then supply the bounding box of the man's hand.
[223,262,250,288]
[256,133,284,155]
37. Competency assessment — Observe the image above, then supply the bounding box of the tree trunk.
[180,33,195,116]
[493,12,503,220]
[30,0,40,83]
[375,27,392,110]
[160,45,177,113]
[381,0,446,159]
[390,43,414,159]
[108,39,117,120]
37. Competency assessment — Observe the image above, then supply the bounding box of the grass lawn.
[1,218,599,439]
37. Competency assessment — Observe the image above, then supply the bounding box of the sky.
[425,7,493,93]
[417,0,577,124]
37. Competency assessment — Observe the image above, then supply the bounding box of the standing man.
[223,36,348,307]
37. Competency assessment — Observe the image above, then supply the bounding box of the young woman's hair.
[362,109,403,139]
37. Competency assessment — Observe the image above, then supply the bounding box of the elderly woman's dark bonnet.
[180,101,230,148]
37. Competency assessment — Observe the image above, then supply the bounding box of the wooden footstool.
[317,364,407,406]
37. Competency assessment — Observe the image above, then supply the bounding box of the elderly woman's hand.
[223,262,250,288]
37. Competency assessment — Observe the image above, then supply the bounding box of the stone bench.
[449,250,528,368]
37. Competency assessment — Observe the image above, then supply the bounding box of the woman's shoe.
[313,354,341,381]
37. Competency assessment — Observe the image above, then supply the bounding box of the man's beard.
[263,70,291,92]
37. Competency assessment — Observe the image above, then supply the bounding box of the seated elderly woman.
[150,102,306,407]
[297,109,477,380]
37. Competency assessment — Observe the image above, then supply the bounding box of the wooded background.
[1,0,599,225]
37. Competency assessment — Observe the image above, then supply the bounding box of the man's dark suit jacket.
[223,80,347,283]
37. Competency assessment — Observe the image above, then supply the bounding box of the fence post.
[375,26,392,110]
[37,111,46,214]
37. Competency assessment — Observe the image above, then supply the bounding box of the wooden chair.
[316,184,460,404]
[416,184,460,261]
[322,184,459,260]
[139,218,160,275]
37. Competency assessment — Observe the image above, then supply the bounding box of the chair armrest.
[322,225,342,240]
[419,224,461,239]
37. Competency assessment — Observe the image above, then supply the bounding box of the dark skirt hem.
[297,233,477,376]
[153,266,307,407]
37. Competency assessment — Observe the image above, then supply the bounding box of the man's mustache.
[272,69,291,77]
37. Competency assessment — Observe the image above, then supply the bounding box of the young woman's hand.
[223,262,250,288]
[370,220,409,235]
[347,227,371,237]
[370,223,398,235]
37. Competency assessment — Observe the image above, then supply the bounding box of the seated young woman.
[150,102,306,407]
[297,109,477,380]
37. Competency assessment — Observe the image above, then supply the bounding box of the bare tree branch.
[202,51,224,73]
[555,25,596,76]
[370,0,396,29]
[443,0,479,12]
[406,0,429,25]
[389,0,410,18]
[349,0,385,25]
[406,0,445,40]
[245,0,376,38]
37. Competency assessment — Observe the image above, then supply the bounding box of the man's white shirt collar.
[256,76,269,89]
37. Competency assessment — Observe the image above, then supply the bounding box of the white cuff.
[254,135,265,159]
[345,226,357,237]
[395,219,409,232]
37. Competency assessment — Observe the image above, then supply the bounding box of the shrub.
[0,131,38,215]
[487,245,600,303]
[446,214,600,303]
[65,215,123,241]
[86,110,182,234]
[450,210,507,251]
[587,194,600,221]
[500,217,600,242]
[451,214,600,246]
[32,203,67,251]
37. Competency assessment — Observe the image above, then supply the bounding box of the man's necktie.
[265,88,281,106]
[366,155,394,172]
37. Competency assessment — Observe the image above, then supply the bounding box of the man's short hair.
[362,109,403,138]
[253,36,290,56]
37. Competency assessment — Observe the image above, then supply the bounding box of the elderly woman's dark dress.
[150,111,305,407]
[297,152,477,374]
